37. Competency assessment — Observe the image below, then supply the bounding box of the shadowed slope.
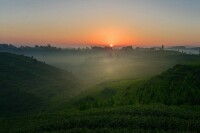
[0,52,77,113]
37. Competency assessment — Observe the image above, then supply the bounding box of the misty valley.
[1,0,200,132]
[0,44,200,133]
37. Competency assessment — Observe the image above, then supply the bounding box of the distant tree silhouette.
[161,45,164,50]
[122,46,133,51]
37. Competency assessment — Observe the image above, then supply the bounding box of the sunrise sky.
[0,0,200,47]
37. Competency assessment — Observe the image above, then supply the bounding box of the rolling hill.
[0,52,77,113]
[71,64,200,109]
[0,52,199,132]
[133,64,200,105]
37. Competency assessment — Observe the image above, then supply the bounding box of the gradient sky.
[0,0,200,46]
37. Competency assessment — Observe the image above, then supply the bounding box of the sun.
[110,44,113,48]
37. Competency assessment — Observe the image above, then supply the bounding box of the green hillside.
[0,52,77,113]
[133,64,200,105]
[1,105,199,133]
[0,52,199,133]
[71,64,200,109]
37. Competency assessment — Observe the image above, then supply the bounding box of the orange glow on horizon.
[1,1,200,47]
[1,23,199,47]
[76,26,136,46]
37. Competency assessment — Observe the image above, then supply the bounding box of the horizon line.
[1,43,200,48]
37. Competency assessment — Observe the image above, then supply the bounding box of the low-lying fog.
[29,50,180,87]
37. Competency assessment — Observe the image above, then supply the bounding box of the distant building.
[122,46,133,51]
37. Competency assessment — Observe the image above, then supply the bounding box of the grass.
[68,63,200,111]
[0,52,78,114]
[0,51,200,132]
[0,105,199,133]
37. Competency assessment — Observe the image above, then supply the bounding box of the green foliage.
[0,52,77,114]
[1,52,200,132]
[100,87,116,98]
[134,64,200,105]
[72,64,200,110]
[0,105,199,133]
